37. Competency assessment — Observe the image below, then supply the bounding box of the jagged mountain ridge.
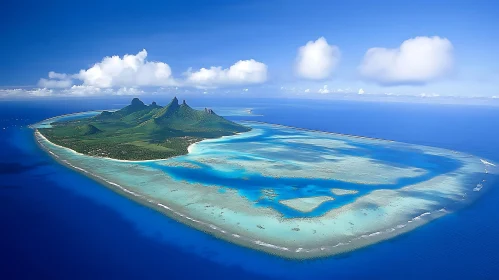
[95,97,250,137]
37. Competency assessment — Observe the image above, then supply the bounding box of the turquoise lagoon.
[33,111,498,259]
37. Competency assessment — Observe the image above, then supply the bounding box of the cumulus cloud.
[295,37,340,80]
[38,78,73,88]
[358,88,365,95]
[318,85,330,94]
[75,49,175,88]
[48,71,70,80]
[38,71,73,88]
[37,50,175,90]
[184,59,268,88]
[359,36,453,85]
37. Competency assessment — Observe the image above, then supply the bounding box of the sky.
[1,0,498,101]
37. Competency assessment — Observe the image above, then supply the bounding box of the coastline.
[30,111,498,259]
[36,129,248,164]
[33,126,495,259]
[29,110,114,129]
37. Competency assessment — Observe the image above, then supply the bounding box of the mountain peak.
[182,99,187,106]
[79,124,102,136]
[172,96,179,105]
[131,98,145,107]
[204,108,216,115]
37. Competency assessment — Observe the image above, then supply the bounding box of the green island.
[38,97,251,160]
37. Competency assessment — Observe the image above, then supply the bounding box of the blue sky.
[1,0,498,100]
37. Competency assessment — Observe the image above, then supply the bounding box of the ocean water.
[1,98,499,279]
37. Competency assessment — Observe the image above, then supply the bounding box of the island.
[32,105,498,259]
[38,97,250,160]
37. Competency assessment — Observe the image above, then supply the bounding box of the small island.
[38,97,251,160]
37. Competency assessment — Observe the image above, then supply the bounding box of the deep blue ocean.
[1,97,499,279]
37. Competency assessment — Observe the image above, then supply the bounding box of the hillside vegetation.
[39,97,251,160]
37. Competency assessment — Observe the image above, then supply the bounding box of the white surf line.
[254,240,290,251]
[476,159,496,190]
[480,159,496,166]
[348,210,441,247]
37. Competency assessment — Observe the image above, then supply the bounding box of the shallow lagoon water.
[32,110,497,259]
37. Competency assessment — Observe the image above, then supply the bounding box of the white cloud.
[60,85,143,96]
[38,50,175,90]
[0,89,14,96]
[0,85,147,98]
[38,71,73,88]
[75,49,175,88]
[318,85,330,94]
[0,89,24,97]
[359,36,453,85]
[62,85,104,96]
[304,88,310,93]
[315,85,357,94]
[34,50,268,95]
[184,59,267,88]
[26,88,54,96]
[116,87,145,95]
[0,88,54,97]
[38,78,73,88]
[358,88,365,95]
[295,37,340,80]
[419,92,440,98]
[48,71,69,80]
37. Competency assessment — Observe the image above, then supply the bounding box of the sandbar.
[331,189,359,196]
[279,196,335,213]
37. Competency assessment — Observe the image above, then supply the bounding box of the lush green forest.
[39,97,251,160]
